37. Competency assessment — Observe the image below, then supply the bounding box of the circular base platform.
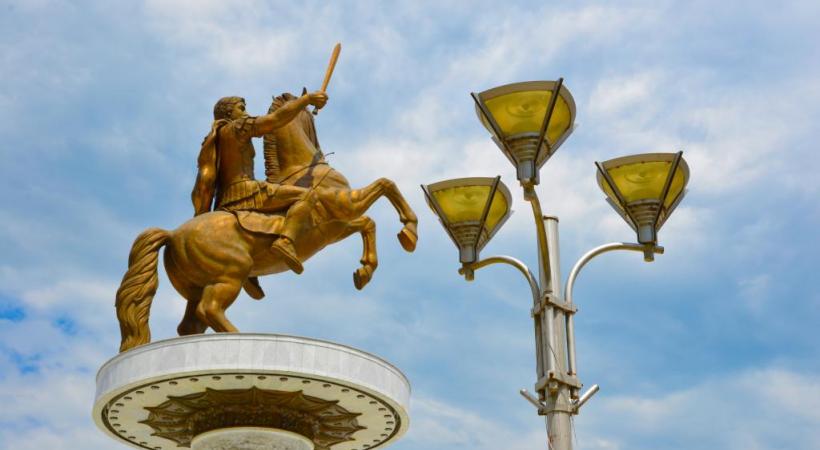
[93,334,410,450]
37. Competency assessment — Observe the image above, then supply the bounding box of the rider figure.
[191,92,328,274]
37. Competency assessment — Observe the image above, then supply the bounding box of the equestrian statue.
[114,46,418,352]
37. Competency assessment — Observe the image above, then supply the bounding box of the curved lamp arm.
[563,242,664,378]
[459,255,556,375]
[565,243,664,305]
[460,255,539,306]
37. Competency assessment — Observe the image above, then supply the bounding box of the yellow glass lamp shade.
[422,177,513,263]
[480,87,573,143]
[473,80,576,185]
[431,184,509,231]
[596,152,689,244]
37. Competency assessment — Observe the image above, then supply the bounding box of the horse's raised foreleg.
[334,216,378,290]
[318,178,418,252]
[196,280,242,333]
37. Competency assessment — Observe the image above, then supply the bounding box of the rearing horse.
[115,93,418,352]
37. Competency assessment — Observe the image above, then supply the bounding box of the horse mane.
[263,92,322,182]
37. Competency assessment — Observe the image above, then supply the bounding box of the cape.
[191,119,229,216]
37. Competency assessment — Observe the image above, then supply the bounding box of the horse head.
[263,92,324,184]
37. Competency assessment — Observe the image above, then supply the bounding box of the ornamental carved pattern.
[140,387,365,449]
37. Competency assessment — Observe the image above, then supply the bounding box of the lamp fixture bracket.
[531,294,576,317]
[535,371,583,393]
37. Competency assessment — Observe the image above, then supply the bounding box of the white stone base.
[192,427,314,450]
[92,334,410,450]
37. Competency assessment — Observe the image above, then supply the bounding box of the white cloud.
[586,70,820,198]
[589,72,662,117]
[441,5,656,88]
[579,367,820,450]
[405,396,544,450]
[0,366,112,450]
[737,273,772,314]
[142,0,299,77]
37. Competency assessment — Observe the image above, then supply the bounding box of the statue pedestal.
[92,334,410,450]
[192,427,313,450]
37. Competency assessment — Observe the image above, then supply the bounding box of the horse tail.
[115,227,170,352]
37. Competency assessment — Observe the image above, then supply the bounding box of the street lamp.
[472,79,575,188]
[596,152,689,260]
[423,79,690,450]
[421,176,512,274]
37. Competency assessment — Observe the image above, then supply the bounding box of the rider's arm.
[192,163,215,216]
[191,128,221,216]
[252,92,328,136]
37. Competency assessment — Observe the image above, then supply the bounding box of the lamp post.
[422,79,690,450]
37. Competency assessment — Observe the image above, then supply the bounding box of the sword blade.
[320,43,342,92]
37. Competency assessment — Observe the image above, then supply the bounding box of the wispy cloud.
[580,368,820,450]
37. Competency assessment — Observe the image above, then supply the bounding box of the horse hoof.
[243,277,265,300]
[397,224,417,252]
[353,266,373,290]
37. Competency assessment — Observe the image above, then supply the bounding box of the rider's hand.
[307,91,328,109]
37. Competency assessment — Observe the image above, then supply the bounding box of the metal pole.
[525,188,573,450]
[525,187,556,377]
[542,215,573,450]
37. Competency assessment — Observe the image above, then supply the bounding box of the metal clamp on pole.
[531,293,577,317]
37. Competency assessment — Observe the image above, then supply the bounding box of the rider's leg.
[255,185,308,212]
[257,185,314,274]
[268,194,315,274]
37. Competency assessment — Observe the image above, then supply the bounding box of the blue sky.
[2,0,820,449]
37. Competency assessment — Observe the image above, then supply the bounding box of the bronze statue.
[115,61,418,352]
[192,93,326,275]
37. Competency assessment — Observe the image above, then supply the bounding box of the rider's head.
[213,96,247,121]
